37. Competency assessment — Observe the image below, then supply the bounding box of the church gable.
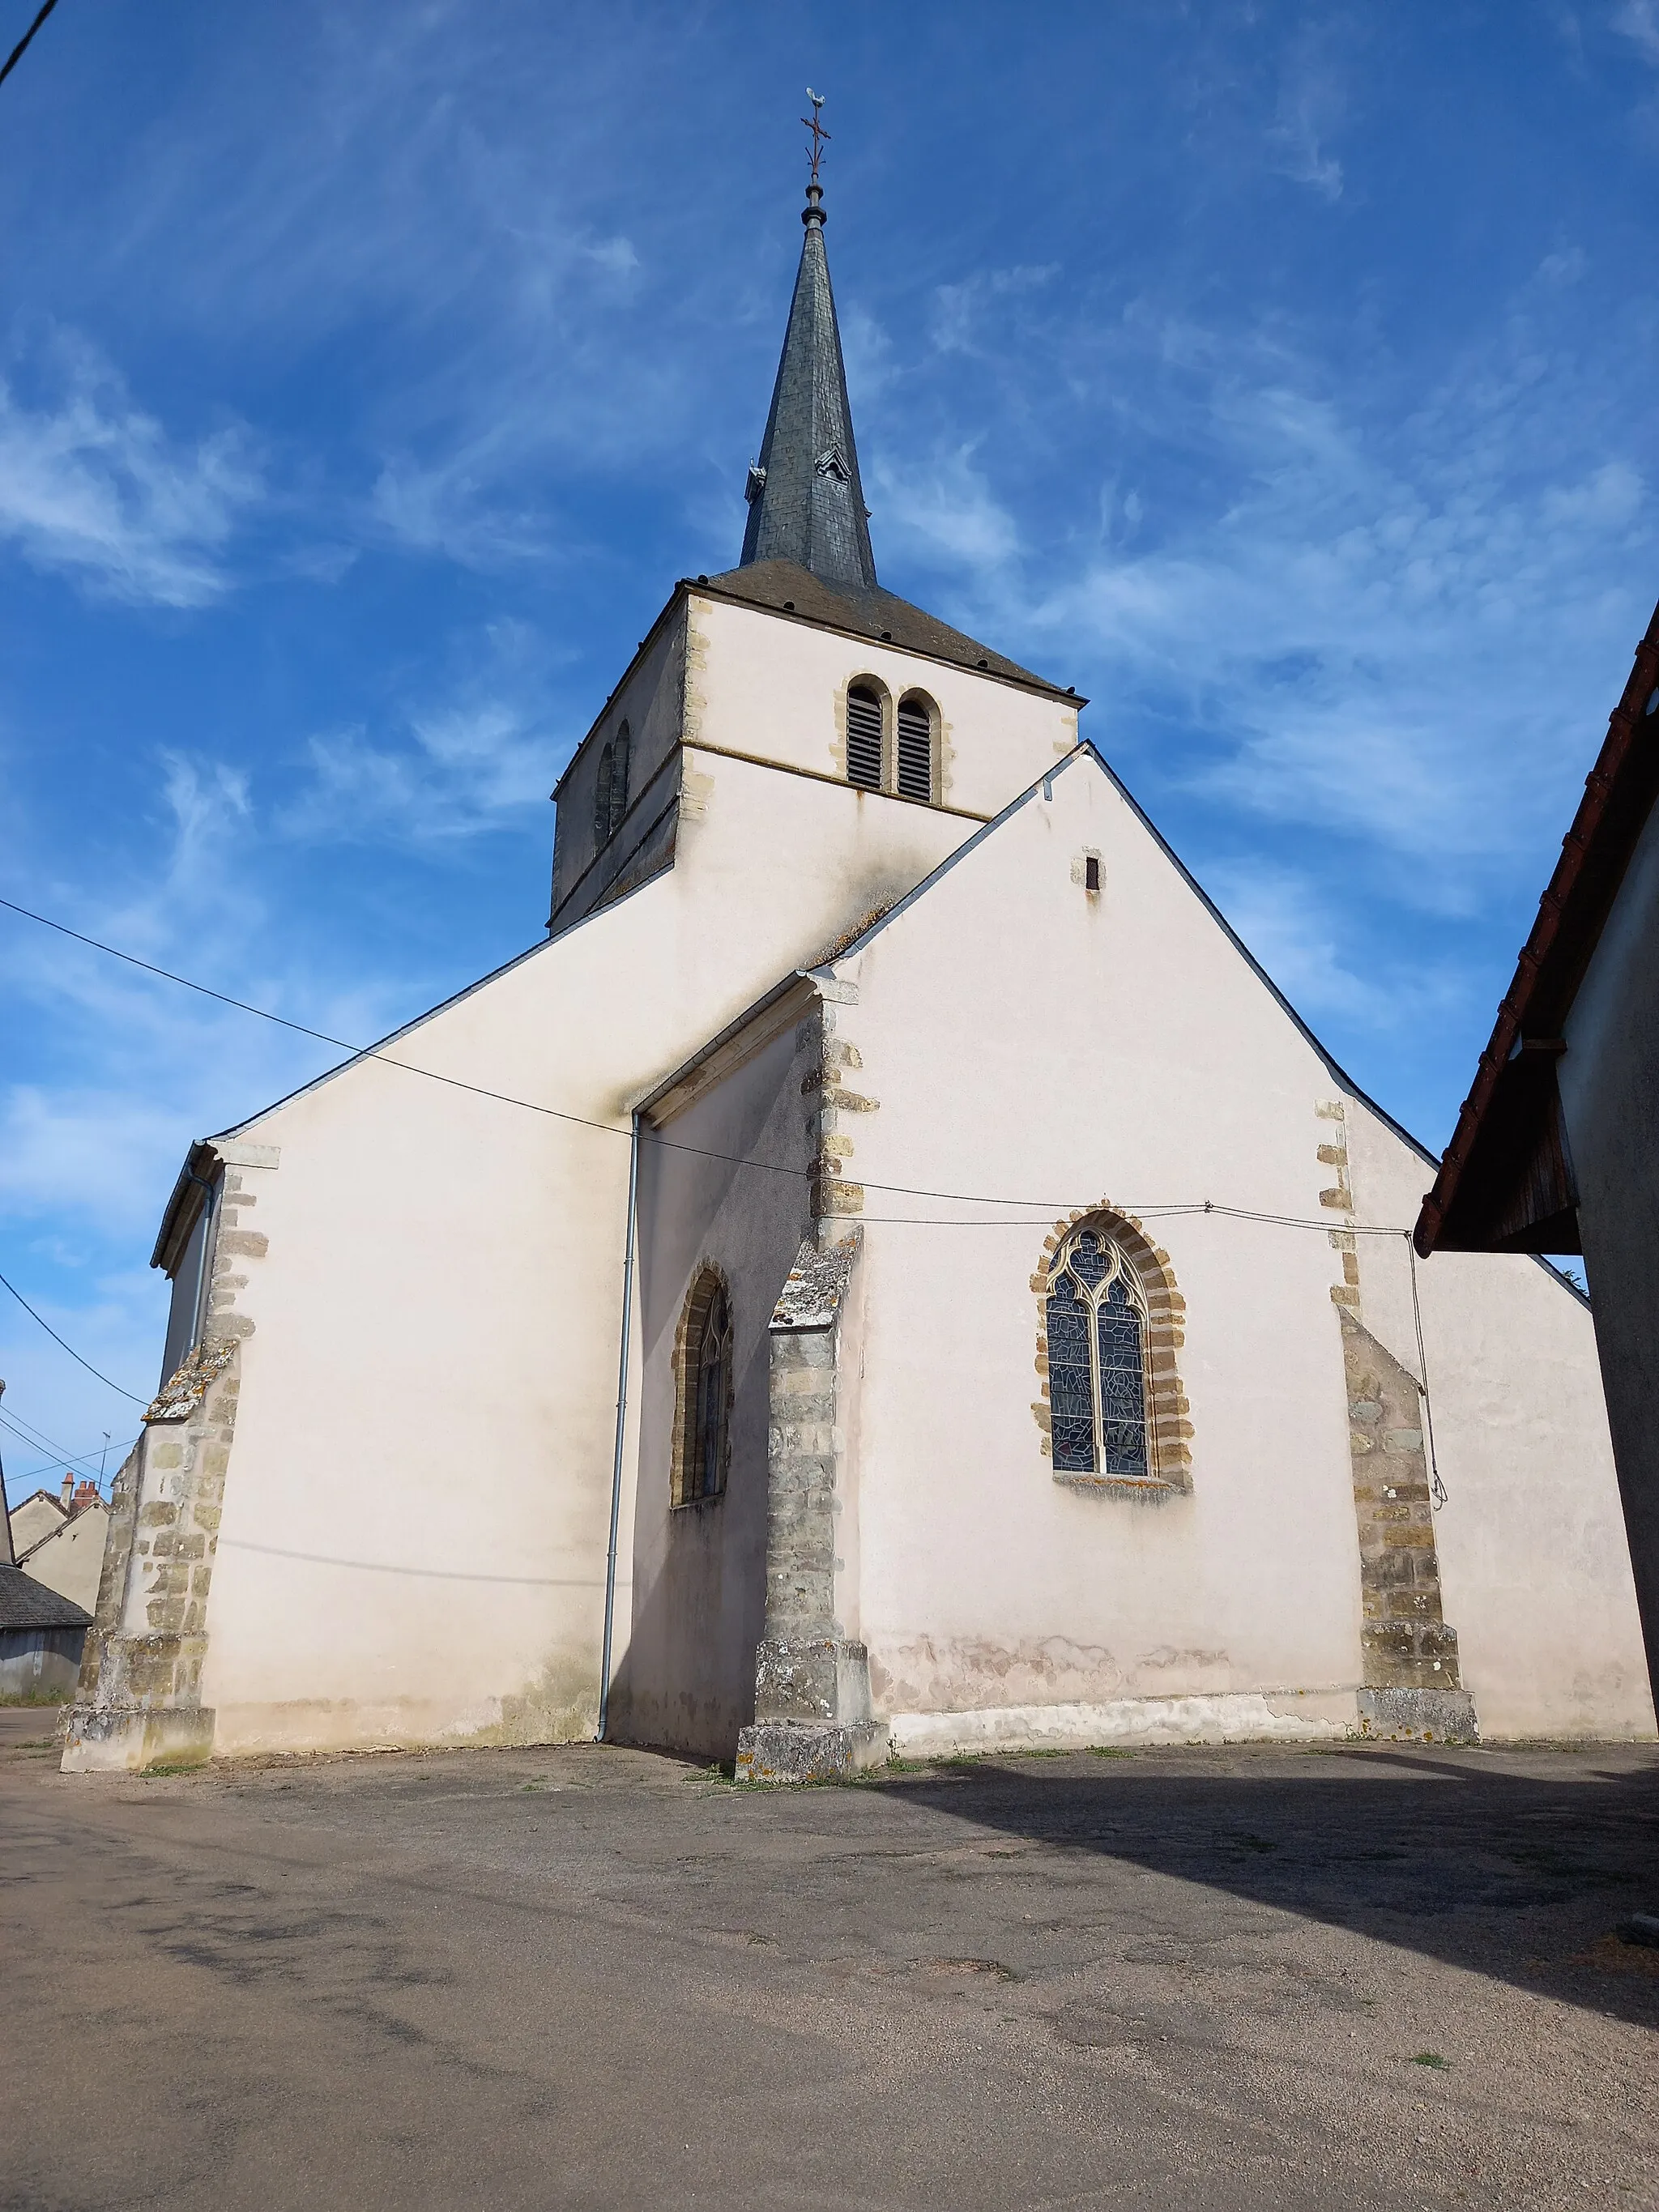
[818,744,1354,1205]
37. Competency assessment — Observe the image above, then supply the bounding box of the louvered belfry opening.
[846,684,883,788]
[896,697,932,801]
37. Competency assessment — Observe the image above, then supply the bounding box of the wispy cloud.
[0,1085,196,1233]
[1201,862,1464,1029]
[881,271,1653,887]
[0,326,262,604]
[1266,31,1349,201]
[583,235,638,274]
[872,446,1021,575]
[283,620,563,843]
[1612,1,1659,65]
[931,266,1060,357]
[369,452,552,569]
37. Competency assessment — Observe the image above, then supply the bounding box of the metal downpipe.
[596,1110,641,1742]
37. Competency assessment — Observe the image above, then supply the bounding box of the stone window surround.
[669,1261,735,1511]
[1030,1205,1193,1496]
[835,672,940,804]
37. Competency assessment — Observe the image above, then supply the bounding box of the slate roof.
[739,181,876,592]
[700,559,1071,699]
[0,1564,92,1631]
[727,181,1072,702]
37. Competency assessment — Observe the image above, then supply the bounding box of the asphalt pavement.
[4,1708,1656,2211]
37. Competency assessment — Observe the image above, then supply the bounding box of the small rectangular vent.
[847,689,882,789]
[896,700,932,801]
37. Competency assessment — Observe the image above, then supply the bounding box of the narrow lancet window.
[675,1270,732,1506]
[610,722,630,836]
[896,695,933,802]
[846,684,883,790]
[1046,1225,1150,1478]
[594,743,614,846]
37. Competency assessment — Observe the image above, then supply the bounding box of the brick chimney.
[70,1480,101,1514]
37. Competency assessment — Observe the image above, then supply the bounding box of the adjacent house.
[0,1566,92,1700]
[1416,595,1659,1698]
[17,1490,112,1615]
[8,1482,73,1560]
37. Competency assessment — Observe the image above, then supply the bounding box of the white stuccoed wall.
[1345,1106,1653,1740]
[616,1008,817,1757]
[797,750,1653,1749]
[108,579,1652,1761]
[192,595,1079,1754]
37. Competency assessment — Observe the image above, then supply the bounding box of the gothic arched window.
[1046,1224,1150,1478]
[673,1269,732,1507]
[609,722,630,836]
[593,724,630,848]
[846,683,883,790]
[895,693,934,802]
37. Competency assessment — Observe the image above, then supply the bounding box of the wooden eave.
[1414,595,1659,1256]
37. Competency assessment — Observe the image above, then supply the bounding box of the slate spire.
[739,169,878,590]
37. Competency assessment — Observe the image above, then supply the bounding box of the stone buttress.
[735,1230,886,1780]
[60,1338,239,1771]
[1321,1099,1478,1744]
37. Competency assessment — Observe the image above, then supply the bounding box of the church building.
[64,168,1653,1777]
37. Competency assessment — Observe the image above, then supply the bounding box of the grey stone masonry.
[736,1234,886,1782]
[1341,1311,1478,1745]
[63,1149,275,1772]
[60,1336,240,1772]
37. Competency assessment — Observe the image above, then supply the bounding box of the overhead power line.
[0,1396,79,1460]
[0,1396,125,1471]
[1,1424,134,1489]
[0,1404,96,1472]
[0,1268,147,1403]
[0,893,1462,1500]
[0,893,1418,1233]
[0,0,59,94]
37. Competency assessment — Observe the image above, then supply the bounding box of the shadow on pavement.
[876,1744,1659,2029]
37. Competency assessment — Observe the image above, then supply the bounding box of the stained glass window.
[692,1281,731,1501]
[1045,1225,1150,1479]
[676,1272,731,1506]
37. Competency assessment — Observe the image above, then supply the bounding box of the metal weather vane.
[802,88,830,183]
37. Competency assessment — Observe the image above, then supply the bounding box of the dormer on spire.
[738,97,877,592]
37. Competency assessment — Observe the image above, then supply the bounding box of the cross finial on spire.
[803,88,830,184]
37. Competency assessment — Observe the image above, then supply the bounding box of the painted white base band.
[887,1690,1360,1758]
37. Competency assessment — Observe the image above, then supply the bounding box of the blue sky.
[3,2,1657,1505]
